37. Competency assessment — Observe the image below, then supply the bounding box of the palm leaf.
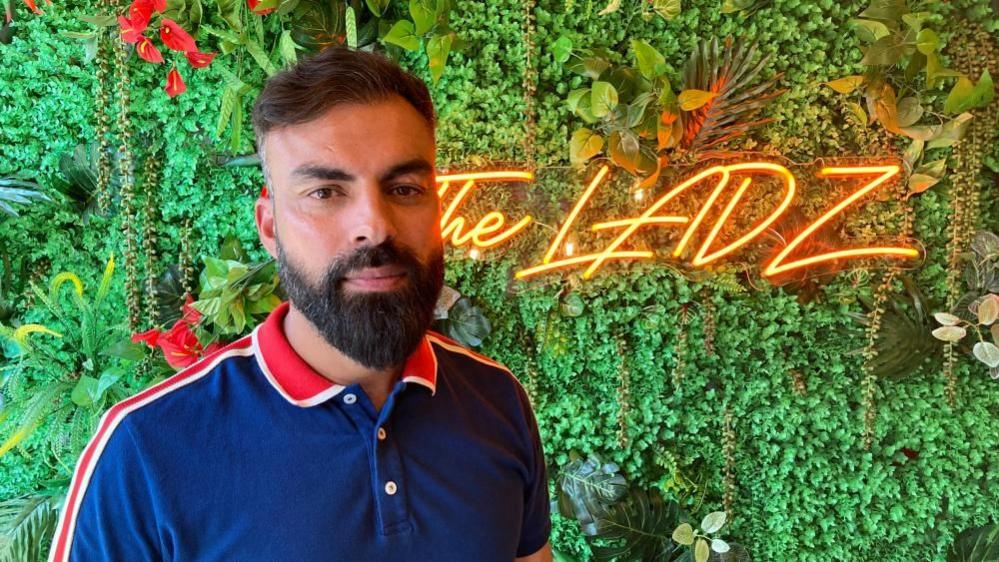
[680,36,785,153]
[948,524,999,562]
[0,179,50,218]
[0,495,60,562]
[590,489,684,562]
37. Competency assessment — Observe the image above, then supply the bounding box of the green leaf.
[846,101,868,126]
[678,89,717,111]
[711,538,731,553]
[932,326,966,342]
[943,71,994,114]
[652,0,681,20]
[244,39,277,76]
[861,35,904,66]
[673,523,694,545]
[597,0,622,15]
[933,312,961,326]
[925,51,961,88]
[410,0,436,35]
[978,295,999,325]
[824,75,865,94]
[566,88,590,113]
[216,86,238,140]
[927,112,973,149]
[859,0,907,22]
[631,39,666,80]
[701,511,726,533]
[345,6,357,48]
[60,31,96,40]
[948,524,999,562]
[851,18,890,42]
[915,28,938,55]
[78,14,117,26]
[70,376,99,407]
[914,158,946,178]
[552,35,573,64]
[570,128,604,166]
[383,20,420,51]
[590,81,618,118]
[365,0,389,17]
[908,173,939,195]
[608,130,642,174]
[695,538,710,562]
[973,342,999,368]
[901,11,929,31]
[896,96,923,127]
[279,30,299,65]
[426,32,453,83]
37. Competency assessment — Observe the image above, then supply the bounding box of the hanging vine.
[520,0,538,170]
[671,304,691,387]
[722,404,736,521]
[93,14,114,214]
[179,216,196,297]
[141,148,162,328]
[941,21,999,405]
[616,338,632,448]
[110,0,141,331]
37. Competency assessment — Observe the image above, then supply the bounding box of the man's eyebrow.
[380,158,434,183]
[289,159,434,184]
[291,164,355,182]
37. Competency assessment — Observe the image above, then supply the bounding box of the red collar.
[252,301,438,407]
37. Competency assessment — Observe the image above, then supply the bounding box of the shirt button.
[343,393,357,404]
[384,481,398,495]
[377,428,387,441]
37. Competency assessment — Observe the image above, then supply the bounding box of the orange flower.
[185,50,216,68]
[160,18,197,52]
[165,66,186,97]
[136,35,164,63]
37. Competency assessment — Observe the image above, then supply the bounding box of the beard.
[276,238,444,371]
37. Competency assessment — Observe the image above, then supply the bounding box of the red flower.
[131,296,223,369]
[185,50,216,68]
[165,66,186,97]
[117,15,146,43]
[23,0,46,15]
[149,0,166,12]
[160,18,197,52]
[136,35,164,63]
[246,0,275,15]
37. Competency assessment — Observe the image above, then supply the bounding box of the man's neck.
[283,305,402,411]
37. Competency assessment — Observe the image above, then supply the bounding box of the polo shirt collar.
[252,301,438,408]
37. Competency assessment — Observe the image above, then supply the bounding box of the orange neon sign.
[435,163,920,279]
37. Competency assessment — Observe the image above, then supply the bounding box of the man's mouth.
[342,266,407,291]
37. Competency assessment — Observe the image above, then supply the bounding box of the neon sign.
[431,162,920,279]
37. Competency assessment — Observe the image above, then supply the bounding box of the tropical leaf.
[947,524,999,562]
[0,495,60,562]
[590,489,683,561]
[679,36,785,152]
[444,297,491,348]
[847,276,942,379]
[555,455,628,536]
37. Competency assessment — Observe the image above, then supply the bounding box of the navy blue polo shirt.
[49,301,551,561]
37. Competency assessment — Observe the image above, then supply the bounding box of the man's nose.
[348,187,398,247]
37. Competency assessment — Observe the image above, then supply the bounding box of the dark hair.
[252,47,436,179]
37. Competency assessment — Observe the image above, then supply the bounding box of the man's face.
[255,96,444,370]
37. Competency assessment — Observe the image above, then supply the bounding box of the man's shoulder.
[110,335,259,431]
[425,331,529,397]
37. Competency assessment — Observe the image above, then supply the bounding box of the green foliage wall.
[1,0,997,560]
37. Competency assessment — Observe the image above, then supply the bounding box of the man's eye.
[391,185,424,197]
[309,187,336,200]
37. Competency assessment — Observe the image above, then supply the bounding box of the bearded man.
[48,47,552,562]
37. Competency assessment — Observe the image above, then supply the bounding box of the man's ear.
[255,185,278,260]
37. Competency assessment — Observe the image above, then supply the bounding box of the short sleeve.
[515,385,552,557]
[48,418,162,562]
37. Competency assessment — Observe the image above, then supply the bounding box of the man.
[48,47,552,561]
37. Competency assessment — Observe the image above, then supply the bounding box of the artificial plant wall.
[1,0,998,560]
